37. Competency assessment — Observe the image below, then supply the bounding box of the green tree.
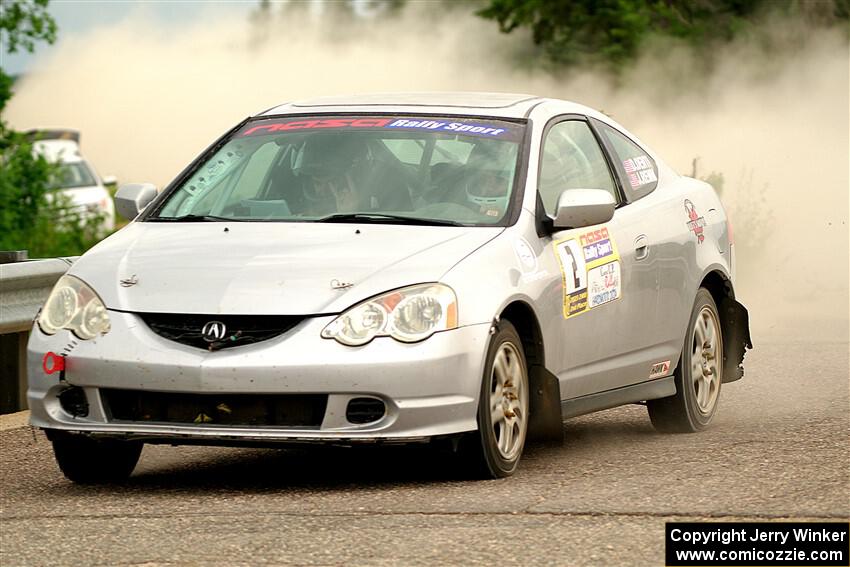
[0,0,105,257]
[0,0,56,54]
[477,0,849,68]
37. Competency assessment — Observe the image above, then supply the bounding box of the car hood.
[70,222,503,315]
[49,185,108,207]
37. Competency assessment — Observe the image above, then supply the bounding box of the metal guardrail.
[0,257,78,413]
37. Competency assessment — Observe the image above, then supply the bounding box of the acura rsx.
[28,92,752,482]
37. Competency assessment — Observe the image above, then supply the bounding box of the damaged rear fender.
[719,296,753,383]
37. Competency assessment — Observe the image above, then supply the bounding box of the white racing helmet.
[464,142,516,215]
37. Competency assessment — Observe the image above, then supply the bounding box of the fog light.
[345,397,386,424]
[58,386,89,418]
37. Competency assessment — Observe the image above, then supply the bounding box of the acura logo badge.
[201,321,227,342]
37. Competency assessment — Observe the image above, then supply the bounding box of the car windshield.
[150,116,526,225]
[51,162,97,190]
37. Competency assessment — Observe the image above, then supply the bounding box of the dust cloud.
[6,5,848,341]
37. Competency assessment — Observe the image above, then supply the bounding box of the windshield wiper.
[315,213,465,227]
[150,214,246,222]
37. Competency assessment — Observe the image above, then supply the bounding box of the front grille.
[102,389,327,428]
[139,313,304,350]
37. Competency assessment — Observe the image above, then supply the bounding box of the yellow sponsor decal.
[553,225,622,319]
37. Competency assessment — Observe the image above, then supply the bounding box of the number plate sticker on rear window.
[553,225,622,319]
[623,155,657,189]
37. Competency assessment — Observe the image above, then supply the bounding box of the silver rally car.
[28,92,751,482]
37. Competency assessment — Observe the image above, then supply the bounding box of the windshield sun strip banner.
[237,116,525,141]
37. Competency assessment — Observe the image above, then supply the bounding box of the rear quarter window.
[595,120,658,201]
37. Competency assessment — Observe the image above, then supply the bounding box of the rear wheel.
[648,288,723,433]
[51,435,143,484]
[462,321,529,478]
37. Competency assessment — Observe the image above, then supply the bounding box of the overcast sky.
[2,1,257,75]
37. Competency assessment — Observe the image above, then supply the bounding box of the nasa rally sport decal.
[553,226,622,319]
[237,116,524,141]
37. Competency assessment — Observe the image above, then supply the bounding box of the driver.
[464,142,514,218]
[303,169,359,215]
[296,135,365,216]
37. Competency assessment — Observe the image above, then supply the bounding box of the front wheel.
[648,288,723,433]
[51,434,143,484]
[462,321,529,478]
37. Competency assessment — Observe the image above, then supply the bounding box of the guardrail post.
[0,331,28,413]
[0,251,29,413]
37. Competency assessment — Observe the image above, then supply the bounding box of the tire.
[51,435,143,484]
[648,288,723,433]
[461,320,530,478]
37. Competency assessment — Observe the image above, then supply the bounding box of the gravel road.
[1,341,847,566]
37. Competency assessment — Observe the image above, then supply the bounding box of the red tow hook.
[42,352,66,375]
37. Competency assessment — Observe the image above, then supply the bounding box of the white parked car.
[29,129,116,232]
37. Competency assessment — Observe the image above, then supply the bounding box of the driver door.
[538,118,660,399]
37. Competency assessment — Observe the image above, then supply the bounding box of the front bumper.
[27,312,491,443]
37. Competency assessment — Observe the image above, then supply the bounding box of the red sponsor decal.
[684,199,705,244]
[579,227,609,247]
[649,360,670,378]
[241,118,392,137]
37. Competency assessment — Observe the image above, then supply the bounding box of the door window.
[539,120,617,215]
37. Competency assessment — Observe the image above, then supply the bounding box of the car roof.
[259,92,595,119]
[32,139,82,163]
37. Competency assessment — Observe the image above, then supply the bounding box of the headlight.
[321,283,457,346]
[37,275,111,340]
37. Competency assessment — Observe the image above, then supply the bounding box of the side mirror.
[552,189,616,230]
[101,175,118,186]
[115,183,157,220]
